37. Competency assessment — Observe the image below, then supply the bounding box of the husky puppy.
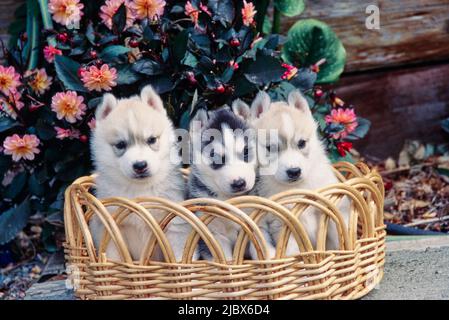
[90,85,195,262]
[187,108,257,260]
[232,90,349,258]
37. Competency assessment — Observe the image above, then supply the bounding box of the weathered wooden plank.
[334,62,449,159]
[281,0,449,72]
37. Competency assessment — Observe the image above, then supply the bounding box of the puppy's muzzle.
[132,161,150,178]
[230,178,247,193]
[286,167,301,181]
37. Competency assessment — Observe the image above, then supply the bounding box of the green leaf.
[209,0,235,25]
[37,0,53,30]
[37,0,55,46]
[99,45,130,62]
[347,117,371,140]
[112,3,127,32]
[54,55,87,92]
[0,155,11,176]
[274,0,305,17]
[142,24,154,42]
[35,119,56,140]
[88,97,102,109]
[86,22,96,45]
[4,171,28,200]
[132,59,163,75]
[144,75,174,94]
[172,30,189,62]
[262,15,272,34]
[28,172,45,197]
[282,19,346,83]
[244,53,285,86]
[0,117,20,133]
[26,0,40,70]
[179,110,191,131]
[116,64,141,85]
[289,68,317,92]
[0,198,31,245]
[181,52,198,68]
[221,67,234,83]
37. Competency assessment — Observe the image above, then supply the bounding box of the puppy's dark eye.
[115,141,127,150]
[147,136,157,145]
[266,144,278,154]
[297,139,306,149]
[243,146,249,162]
[210,150,225,170]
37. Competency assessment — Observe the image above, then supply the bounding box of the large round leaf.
[274,0,305,17]
[282,19,346,83]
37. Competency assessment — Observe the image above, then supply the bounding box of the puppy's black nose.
[133,161,148,173]
[231,178,246,192]
[286,167,301,180]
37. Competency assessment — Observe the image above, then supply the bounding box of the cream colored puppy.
[90,85,195,262]
[232,90,349,258]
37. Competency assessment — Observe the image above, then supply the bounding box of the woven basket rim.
[63,161,386,300]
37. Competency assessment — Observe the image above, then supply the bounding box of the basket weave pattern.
[64,161,385,300]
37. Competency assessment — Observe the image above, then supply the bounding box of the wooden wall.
[293,0,449,158]
[284,0,449,72]
[1,0,448,159]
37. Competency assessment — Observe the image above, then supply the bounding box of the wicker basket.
[63,161,385,300]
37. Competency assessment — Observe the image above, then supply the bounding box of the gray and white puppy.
[187,108,258,260]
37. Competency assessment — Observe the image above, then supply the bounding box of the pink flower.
[44,45,62,63]
[199,3,211,16]
[26,68,53,95]
[0,90,24,120]
[281,63,298,80]
[80,64,117,92]
[185,1,210,26]
[100,0,135,30]
[48,0,84,27]
[185,1,199,25]
[3,134,40,162]
[0,65,21,96]
[241,0,257,26]
[325,108,358,139]
[55,127,81,140]
[132,0,165,21]
[51,91,86,123]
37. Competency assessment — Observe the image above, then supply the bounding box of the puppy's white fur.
[233,91,350,258]
[90,85,195,262]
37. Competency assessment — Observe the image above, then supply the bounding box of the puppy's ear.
[288,90,311,116]
[232,99,251,121]
[140,85,166,114]
[190,108,208,133]
[96,93,117,120]
[251,91,271,119]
